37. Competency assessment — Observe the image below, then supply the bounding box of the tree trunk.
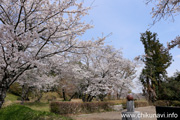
[35,93,42,102]
[87,94,91,102]
[118,89,123,100]
[0,86,8,108]
[82,94,90,102]
[21,85,30,104]
[35,92,43,102]
[69,92,77,101]
[82,94,86,102]
[88,96,94,102]
[0,65,31,108]
[117,93,118,100]
[118,83,125,100]
[99,94,106,101]
[62,89,67,101]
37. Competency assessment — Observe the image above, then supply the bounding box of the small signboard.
[156,106,180,120]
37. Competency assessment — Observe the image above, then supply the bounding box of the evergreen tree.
[139,31,172,102]
[159,71,180,101]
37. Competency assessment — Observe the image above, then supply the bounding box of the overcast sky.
[80,0,180,93]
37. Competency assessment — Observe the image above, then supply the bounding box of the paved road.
[72,106,156,120]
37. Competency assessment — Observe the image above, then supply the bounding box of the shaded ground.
[72,106,156,120]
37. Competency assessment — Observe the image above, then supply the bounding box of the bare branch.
[14,1,24,30]
[0,4,12,24]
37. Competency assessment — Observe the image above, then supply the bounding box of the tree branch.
[0,4,12,24]
[35,27,59,57]
[14,2,24,31]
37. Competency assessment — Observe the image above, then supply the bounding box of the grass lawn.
[3,93,84,113]
[2,93,74,120]
[2,93,149,120]
[3,93,20,107]
[5,93,19,102]
[4,93,51,112]
[0,104,73,120]
[24,102,50,112]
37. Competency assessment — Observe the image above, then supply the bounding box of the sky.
[80,0,180,93]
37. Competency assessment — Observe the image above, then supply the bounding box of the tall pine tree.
[139,31,172,102]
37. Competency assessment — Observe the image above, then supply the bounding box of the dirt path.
[72,106,156,120]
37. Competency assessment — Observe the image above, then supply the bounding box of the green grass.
[0,104,73,120]
[4,93,50,112]
[5,93,19,102]
[5,93,52,112]
[24,102,50,112]
[3,93,20,107]
[2,93,73,120]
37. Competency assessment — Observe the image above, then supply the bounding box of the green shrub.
[98,102,113,111]
[8,82,22,96]
[135,101,149,107]
[154,100,169,106]
[17,96,22,101]
[81,102,96,113]
[171,101,180,107]
[42,92,59,102]
[154,100,180,107]
[81,102,113,112]
[0,104,73,120]
[51,102,81,114]
[50,101,113,114]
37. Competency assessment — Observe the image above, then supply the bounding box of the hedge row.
[50,102,114,114]
[154,100,180,107]
[135,101,149,107]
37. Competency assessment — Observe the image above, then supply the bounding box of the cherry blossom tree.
[147,0,180,23]
[17,68,59,103]
[70,45,137,102]
[0,0,104,108]
[147,0,180,49]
